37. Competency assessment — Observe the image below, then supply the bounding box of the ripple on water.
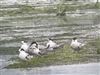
[0,36,14,41]
[0,55,16,69]
[0,42,19,47]
[0,14,100,50]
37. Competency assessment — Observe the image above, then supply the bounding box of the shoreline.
[1,62,99,75]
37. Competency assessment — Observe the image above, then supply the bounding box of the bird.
[46,38,64,51]
[20,41,29,52]
[18,48,33,60]
[29,41,47,50]
[27,41,42,56]
[29,41,38,49]
[70,37,85,52]
[33,47,42,56]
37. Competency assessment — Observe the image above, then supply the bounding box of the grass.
[88,38,100,54]
[6,38,100,68]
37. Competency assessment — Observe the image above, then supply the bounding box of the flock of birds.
[18,37,85,60]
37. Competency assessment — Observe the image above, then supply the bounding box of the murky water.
[0,8,100,74]
[0,13,99,49]
[0,61,99,75]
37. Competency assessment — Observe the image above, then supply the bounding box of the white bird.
[18,49,33,60]
[33,47,42,55]
[20,41,29,52]
[70,37,85,52]
[29,41,46,50]
[29,41,38,48]
[27,42,42,56]
[46,38,61,51]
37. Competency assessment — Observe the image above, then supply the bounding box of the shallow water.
[0,13,100,49]
[0,61,99,75]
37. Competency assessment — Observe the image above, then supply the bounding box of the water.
[0,14,99,49]
[0,62,99,75]
[0,8,100,74]
[0,55,14,69]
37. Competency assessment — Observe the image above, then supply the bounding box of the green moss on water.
[6,38,100,68]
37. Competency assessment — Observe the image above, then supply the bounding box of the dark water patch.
[0,25,12,28]
[0,37,29,45]
[0,20,10,23]
[54,33,73,37]
[13,25,63,30]
[0,47,18,55]
[0,27,15,32]
[1,15,56,22]
[58,24,80,27]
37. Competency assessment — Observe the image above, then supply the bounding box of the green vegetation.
[56,4,66,16]
[6,38,100,68]
[0,2,100,17]
[19,5,35,13]
[94,0,100,9]
[0,5,35,16]
[88,38,100,54]
[83,3,100,9]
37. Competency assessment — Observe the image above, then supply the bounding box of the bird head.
[47,38,53,41]
[72,37,77,40]
[21,41,25,44]
[30,41,38,48]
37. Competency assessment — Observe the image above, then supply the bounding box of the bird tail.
[81,43,85,47]
[58,43,65,48]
